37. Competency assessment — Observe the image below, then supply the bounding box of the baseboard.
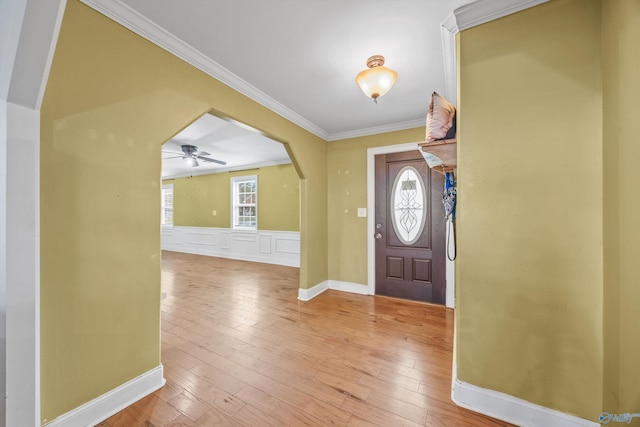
[45,365,165,427]
[451,378,599,427]
[298,280,370,301]
[297,281,329,301]
[328,280,370,295]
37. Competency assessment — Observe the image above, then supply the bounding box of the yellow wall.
[457,0,603,420]
[327,128,425,284]
[37,0,640,423]
[165,163,300,231]
[40,0,326,423]
[602,0,640,414]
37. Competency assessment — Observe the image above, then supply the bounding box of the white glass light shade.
[356,56,397,101]
[356,66,397,99]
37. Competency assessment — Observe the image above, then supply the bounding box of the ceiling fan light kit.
[163,144,227,167]
[356,55,398,104]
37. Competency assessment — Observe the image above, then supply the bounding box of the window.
[231,175,257,230]
[161,184,173,226]
[391,166,426,245]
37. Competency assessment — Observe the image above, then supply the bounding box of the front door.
[374,151,446,304]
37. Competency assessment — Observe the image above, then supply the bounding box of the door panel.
[375,151,445,304]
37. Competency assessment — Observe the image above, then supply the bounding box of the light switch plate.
[357,208,367,217]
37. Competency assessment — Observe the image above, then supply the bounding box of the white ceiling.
[104,0,475,139]
[74,0,545,177]
[162,113,290,179]
[123,0,470,177]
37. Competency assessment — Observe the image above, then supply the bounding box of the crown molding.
[37,0,67,110]
[82,0,547,143]
[440,13,459,107]
[327,118,425,142]
[79,0,330,140]
[439,0,548,108]
[454,0,548,32]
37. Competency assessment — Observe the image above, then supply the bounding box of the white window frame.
[231,175,258,231]
[161,184,173,227]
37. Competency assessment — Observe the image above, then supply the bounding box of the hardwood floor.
[98,251,512,426]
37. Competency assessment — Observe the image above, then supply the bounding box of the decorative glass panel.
[391,166,427,245]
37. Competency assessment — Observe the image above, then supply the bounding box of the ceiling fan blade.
[199,151,211,156]
[197,155,227,165]
[191,158,200,167]
[162,150,183,155]
[163,155,183,159]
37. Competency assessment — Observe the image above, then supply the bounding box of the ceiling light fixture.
[356,55,397,104]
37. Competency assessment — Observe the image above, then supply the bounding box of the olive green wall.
[457,0,603,421]
[602,0,640,415]
[327,128,425,285]
[40,0,326,423]
[37,0,640,424]
[164,163,300,231]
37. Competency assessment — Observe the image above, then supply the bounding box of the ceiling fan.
[163,144,227,167]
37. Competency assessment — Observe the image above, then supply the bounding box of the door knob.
[375,232,383,239]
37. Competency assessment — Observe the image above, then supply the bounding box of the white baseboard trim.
[451,378,599,427]
[297,281,329,301]
[328,280,370,295]
[45,365,165,427]
[298,280,371,301]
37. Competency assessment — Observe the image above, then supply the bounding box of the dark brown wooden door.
[375,151,446,304]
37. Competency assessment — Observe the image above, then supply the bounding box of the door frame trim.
[367,142,454,308]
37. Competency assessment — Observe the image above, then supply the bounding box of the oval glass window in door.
[390,166,427,245]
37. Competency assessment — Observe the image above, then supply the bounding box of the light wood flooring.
[98,251,512,426]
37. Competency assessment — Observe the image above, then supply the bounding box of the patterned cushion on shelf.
[425,91,456,142]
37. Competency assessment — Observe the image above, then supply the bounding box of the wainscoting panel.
[220,232,231,249]
[259,235,272,254]
[185,229,217,246]
[161,226,300,267]
[275,237,300,254]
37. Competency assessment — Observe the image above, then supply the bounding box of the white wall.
[1,0,65,424]
[161,226,300,268]
[0,98,7,427]
[5,101,40,427]
[0,1,28,423]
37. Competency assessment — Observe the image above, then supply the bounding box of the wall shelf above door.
[419,138,457,175]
